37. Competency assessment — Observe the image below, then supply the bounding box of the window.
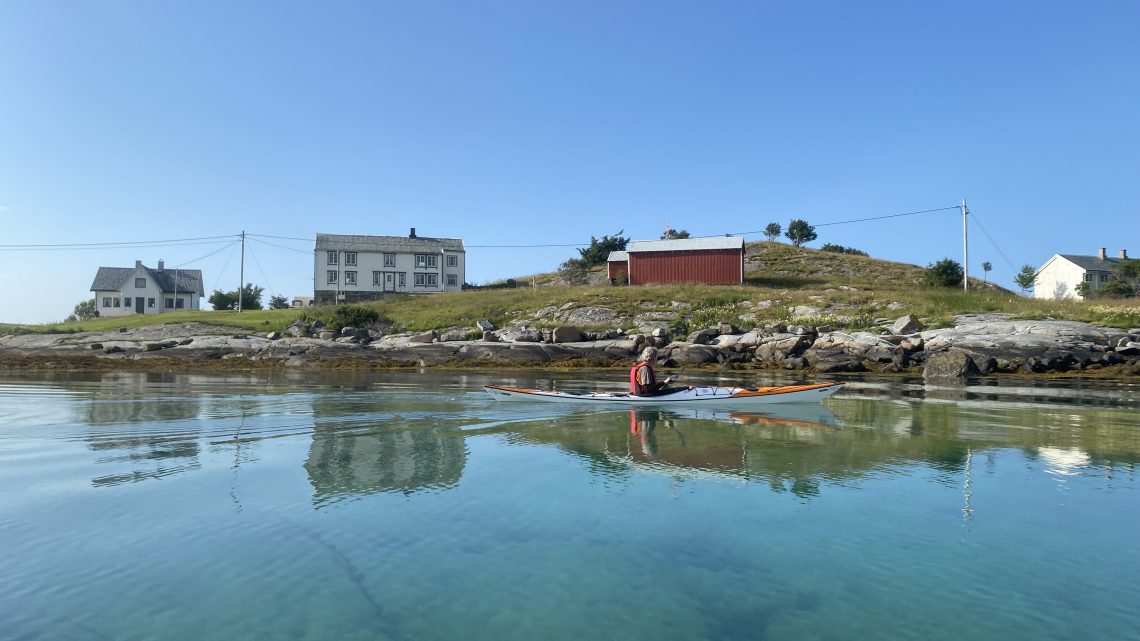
[113,298,121,308]
[383,254,395,267]
[385,273,393,283]
[327,251,338,265]
[1084,273,1094,282]
[124,297,131,307]
[103,297,112,307]
[345,252,357,266]
[327,270,338,285]
[175,298,184,309]
[373,271,382,286]
[135,278,146,288]
[415,254,438,268]
[447,255,458,267]
[1099,273,1111,283]
[345,271,357,286]
[399,272,406,288]
[165,298,174,308]
[447,274,458,286]
[414,273,438,287]
[148,298,155,308]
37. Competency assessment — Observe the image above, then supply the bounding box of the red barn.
[609,237,745,285]
[607,251,629,283]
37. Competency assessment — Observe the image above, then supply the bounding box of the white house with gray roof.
[89,260,205,316]
[314,228,465,304]
[1033,248,1129,300]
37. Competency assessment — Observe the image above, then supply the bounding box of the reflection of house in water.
[305,428,466,504]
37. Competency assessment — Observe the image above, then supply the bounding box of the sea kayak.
[484,381,843,406]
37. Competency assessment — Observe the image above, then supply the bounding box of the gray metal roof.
[607,251,629,262]
[1059,254,1121,271]
[90,265,204,295]
[316,233,465,253]
[627,236,745,253]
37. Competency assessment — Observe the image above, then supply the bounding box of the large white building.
[89,260,204,316]
[314,229,465,304]
[1033,248,1128,300]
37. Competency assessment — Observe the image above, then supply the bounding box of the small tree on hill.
[981,261,992,284]
[209,290,237,310]
[660,228,691,240]
[764,222,781,242]
[269,295,289,310]
[576,231,629,267]
[785,219,817,247]
[1014,264,1036,295]
[237,283,264,310]
[922,258,964,288]
[66,298,97,322]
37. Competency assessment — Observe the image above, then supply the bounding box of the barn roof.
[627,236,745,253]
[607,251,629,262]
[316,233,465,253]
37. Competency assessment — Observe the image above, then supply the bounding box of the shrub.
[820,243,869,256]
[922,258,964,288]
[301,305,385,330]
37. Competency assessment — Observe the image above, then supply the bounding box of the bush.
[922,258,964,288]
[576,231,629,267]
[1097,279,1136,299]
[300,305,385,330]
[819,243,869,256]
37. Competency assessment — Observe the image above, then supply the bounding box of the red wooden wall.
[628,249,743,285]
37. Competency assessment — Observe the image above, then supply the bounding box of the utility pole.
[237,229,246,312]
[962,198,969,292]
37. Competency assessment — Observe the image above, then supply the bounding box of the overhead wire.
[246,243,275,297]
[968,210,1017,272]
[0,234,238,250]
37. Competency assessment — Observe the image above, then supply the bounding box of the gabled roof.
[607,251,629,262]
[1058,254,1120,271]
[627,236,745,253]
[316,233,465,253]
[90,265,204,295]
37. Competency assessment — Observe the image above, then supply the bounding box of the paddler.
[630,346,672,396]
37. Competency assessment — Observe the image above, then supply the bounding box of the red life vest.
[630,362,655,395]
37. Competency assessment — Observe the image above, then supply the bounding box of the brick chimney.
[1121,249,1129,260]
[409,227,416,238]
[1098,247,1107,260]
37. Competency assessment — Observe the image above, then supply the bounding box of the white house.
[89,260,204,316]
[314,229,465,304]
[1034,248,1128,300]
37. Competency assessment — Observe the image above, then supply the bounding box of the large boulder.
[666,344,720,366]
[923,349,980,380]
[558,306,618,326]
[552,326,584,343]
[408,330,438,343]
[686,328,719,345]
[756,334,813,362]
[891,315,924,335]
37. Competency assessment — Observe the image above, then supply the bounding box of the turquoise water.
[1,371,1138,641]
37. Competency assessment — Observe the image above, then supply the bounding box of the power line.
[0,234,238,250]
[247,236,312,255]
[173,240,240,269]
[246,243,275,297]
[729,206,960,236]
[968,210,1017,272]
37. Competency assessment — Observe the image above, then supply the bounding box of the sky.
[1,1,1138,323]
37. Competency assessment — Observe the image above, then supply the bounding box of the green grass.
[6,242,1138,336]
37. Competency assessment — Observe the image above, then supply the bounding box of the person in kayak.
[630,346,672,396]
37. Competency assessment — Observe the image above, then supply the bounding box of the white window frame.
[327,251,338,265]
[135,278,146,288]
[415,254,438,268]
[103,297,113,307]
[114,298,121,308]
[327,270,338,285]
[399,272,406,288]
[345,271,357,286]
[383,254,396,268]
[373,271,382,286]
[165,298,174,309]
[148,298,155,308]
[345,252,357,266]
[414,273,438,287]
[1084,273,1094,282]
[447,254,458,267]
[447,274,458,286]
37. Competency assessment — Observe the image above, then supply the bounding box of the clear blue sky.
[2,1,1137,323]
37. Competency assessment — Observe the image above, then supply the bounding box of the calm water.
[1,371,1138,641]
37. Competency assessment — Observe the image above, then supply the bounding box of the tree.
[764,222,781,242]
[1075,282,1090,299]
[237,283,264,310]
[268,295,289,310]
[209,289,237,311]
[660,228,691,240]
[820,243,868,256]
[576,231,630,267]
[785,219,817,247]
[1109,258,1140,298]
[1097,279,1135,299]
[558,258,590,285]
[67,298,97,322]
[922,258,964,288]
[981,261,992,284]
[1014,264,1036,295]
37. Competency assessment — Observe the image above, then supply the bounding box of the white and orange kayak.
[484,382,843,406]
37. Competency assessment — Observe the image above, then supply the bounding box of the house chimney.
[135,260,142,268]
[158,259,164,270]
[1098,247,1107,260]
[1121,249,1129,260]
[409,227,416,238]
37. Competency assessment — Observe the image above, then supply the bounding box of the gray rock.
[783,356,808,370]
[900,336,925,352]
[790,305,822,318]
[558,306,618,326]
[144,342,163,352]
[535,306,558,318]
[482,331,499,342]
[815,325,832,334]
[178,338,194,346]
[89,343,103,350]
[513,330,544,343]
[266,332,281,340]
[408,330,438,343]
[763,323,787,334]
[340,326,357,336]
[318,331,338,340]
[718,323,738,335]
[667,344,719,365]
[923,350,980,380]
[789,325,816,336]
[476,320,495,332]
[1117,341,1140,356]
[891,315,924,335]
[687,328,719,345]
[438,329,470,342]
[311,320,326,329]
[103,345,124,354]
[552,326,584,343]
[757,334,813,362]
[814,357,867,373]
[287,323,311,338]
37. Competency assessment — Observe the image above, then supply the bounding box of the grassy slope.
[5,242,1139,336]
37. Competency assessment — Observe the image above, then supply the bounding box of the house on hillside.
[314,228,465,304]
[291,296,314,308]
[89,260,204,316]
[1034,248,1128,300]
[607,236,745,285]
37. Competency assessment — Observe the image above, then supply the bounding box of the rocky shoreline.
[2,312,1138,380]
